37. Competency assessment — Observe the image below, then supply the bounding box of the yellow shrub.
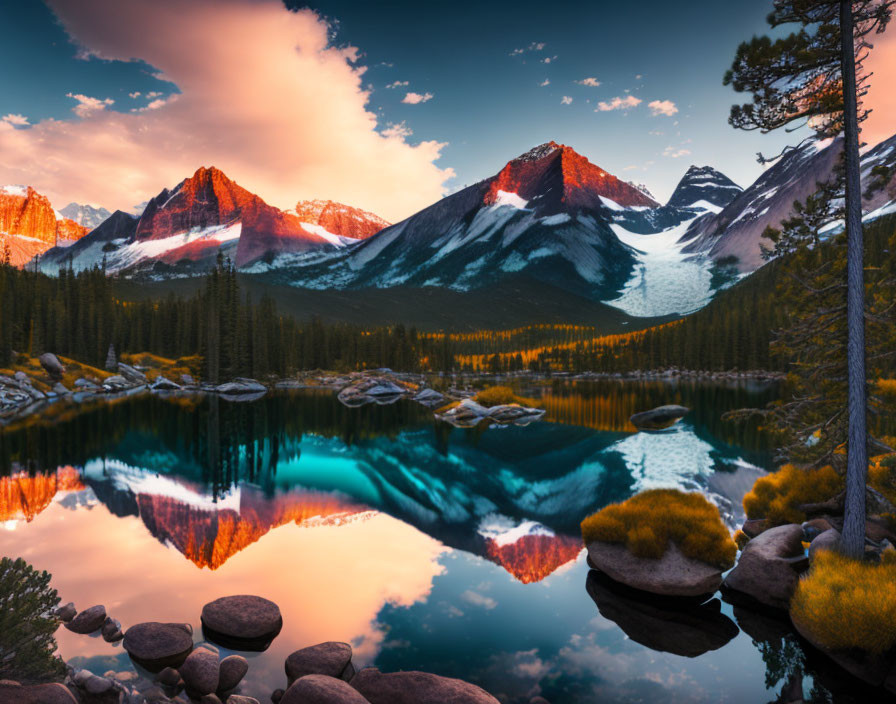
[743,465,842,525]
[580,489,736,569]
[791,551,896,654]
[875,379,896,397]
[473,386,539,408]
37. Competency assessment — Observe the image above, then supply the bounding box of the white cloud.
[65,93,114,117]
[381,121,412,139]
[539,78,550,87]
[460,590,497,610]
[663,145,691,158]
[542,55,557,64]
[577,77,601,87]
[0,0,453,222]
[648,99,678,116]
[146,91,163,99]
[385,80,409,89]
[596,95,642,112]
[402,91,433,105]
[561,96,573,105]
[128,91,141,99]
[510,41,545,56]
[1,114,29,127]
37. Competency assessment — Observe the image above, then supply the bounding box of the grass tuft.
[473,385,539,408]
[580,489,736,569]
[743,465,842,526]
[791,550,896,654]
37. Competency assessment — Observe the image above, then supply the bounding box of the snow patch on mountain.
[606,217,722,317]
[494,190,530,209]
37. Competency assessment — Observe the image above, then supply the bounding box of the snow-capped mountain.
[37,167,389,275]
[59,202,112,230]
[666,166,742,211]
[257,142,680,301]
[292,199,390,240]
[0,185,90,267]
[680,133,896,271]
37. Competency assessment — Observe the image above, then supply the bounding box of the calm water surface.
[0,380,875,703]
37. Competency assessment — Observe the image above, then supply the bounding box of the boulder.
[337,377,407,407]
[350,669,500,704]
[101,617,121,640]
[181,374,196,386]
[214,379,266,395]
[486,404,545,426]
[0,683,78,704]
[724,524,807,609]
[801,518,833,542]
[64,604,106,634]
[629,404,689,430]
[586,541,724,597]
[271,689,285,704]
[286,642,354,685]
[39,353,65,380]
[282,675,369,704]
[808,528,842,563]
[123,622,194,672]
[199,696,223,704]
[157,668,182,688]
[413,388,446,408]
[201,595,282,651]
[217,655,249,693]
[151,376,181,391]
[180,646,219,696]
[54,602,77,622]
[102,375,130,391]
[81,674,113,695]
[51,382,71,396]
[118,363,147,383]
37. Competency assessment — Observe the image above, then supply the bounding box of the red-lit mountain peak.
[136,166,264,241]
[294,199,390,240]
[484,141,659,212]
[483,532,583,584]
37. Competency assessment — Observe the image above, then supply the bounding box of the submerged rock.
[337,376,409,407]
[122,622,194,672]
[436,399,544,428]
[629,404,689,430]
[282,675,368,704]
[201,595,282,651]
[724,524,807,609]
[286,642,354,685]
[217,655,249,693]
[180,647,219,697]
[586,541,723,597]
[350,668,500,704]
[64,604,106,634]
[150,376,181,391]
[214,378,266,395]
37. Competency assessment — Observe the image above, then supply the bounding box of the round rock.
[286,642,354,685]
[217,655,249,693]
[64,605,107,634]
[226,697,261,704]
[282,675,369,704]
[350,669,500,704]
[54,602,77,623]
[201,595,282,651]
[123,622,194,672]
[180,647,220,697]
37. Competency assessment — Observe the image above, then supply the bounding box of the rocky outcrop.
[723,524,807,609]
[39,353,65,380]
[286,642,354,686]
[586,541,724,597]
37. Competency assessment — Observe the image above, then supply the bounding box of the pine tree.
[725,0,894,557]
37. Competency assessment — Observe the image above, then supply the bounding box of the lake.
[0,379,876,703]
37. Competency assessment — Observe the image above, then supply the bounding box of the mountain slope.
[293,199,390,240]
[666,166,742,210]
[0,185,89,267]
[59,202,112,230]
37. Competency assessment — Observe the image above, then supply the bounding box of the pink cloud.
[402,91,433,105]
[865,29,896,147]
[596,95,642,112]
[65,93,114,117]
[1,114,29,127]
[0,0,453,222]
[648,99,678,117]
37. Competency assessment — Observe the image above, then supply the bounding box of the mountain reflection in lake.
[0,380,868,703]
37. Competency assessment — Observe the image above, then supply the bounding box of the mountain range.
[16,132,896,323]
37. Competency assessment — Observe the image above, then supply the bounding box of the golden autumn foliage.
[743,464,843,525]
[580,489,736,569]
[791,550,896,654]
[473,386,540,408]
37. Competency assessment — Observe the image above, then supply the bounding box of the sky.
[0,0,893,222]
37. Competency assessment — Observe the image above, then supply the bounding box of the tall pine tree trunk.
[839,0,868,559]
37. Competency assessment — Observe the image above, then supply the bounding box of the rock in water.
[282,675,369,704]
[122,622,194,671]
[629,404,689,430]
[64,605,106,634]
[586,541,723,597]
[723,524,807,609]
[180,647,220,696]
[217,655,249,692]
[350,668,501,704]
[38,353,65,380]
[201,595,282,651]
[0,683,79,704]
[285,642,354,685]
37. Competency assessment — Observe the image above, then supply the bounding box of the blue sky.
[0,0,864,216]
